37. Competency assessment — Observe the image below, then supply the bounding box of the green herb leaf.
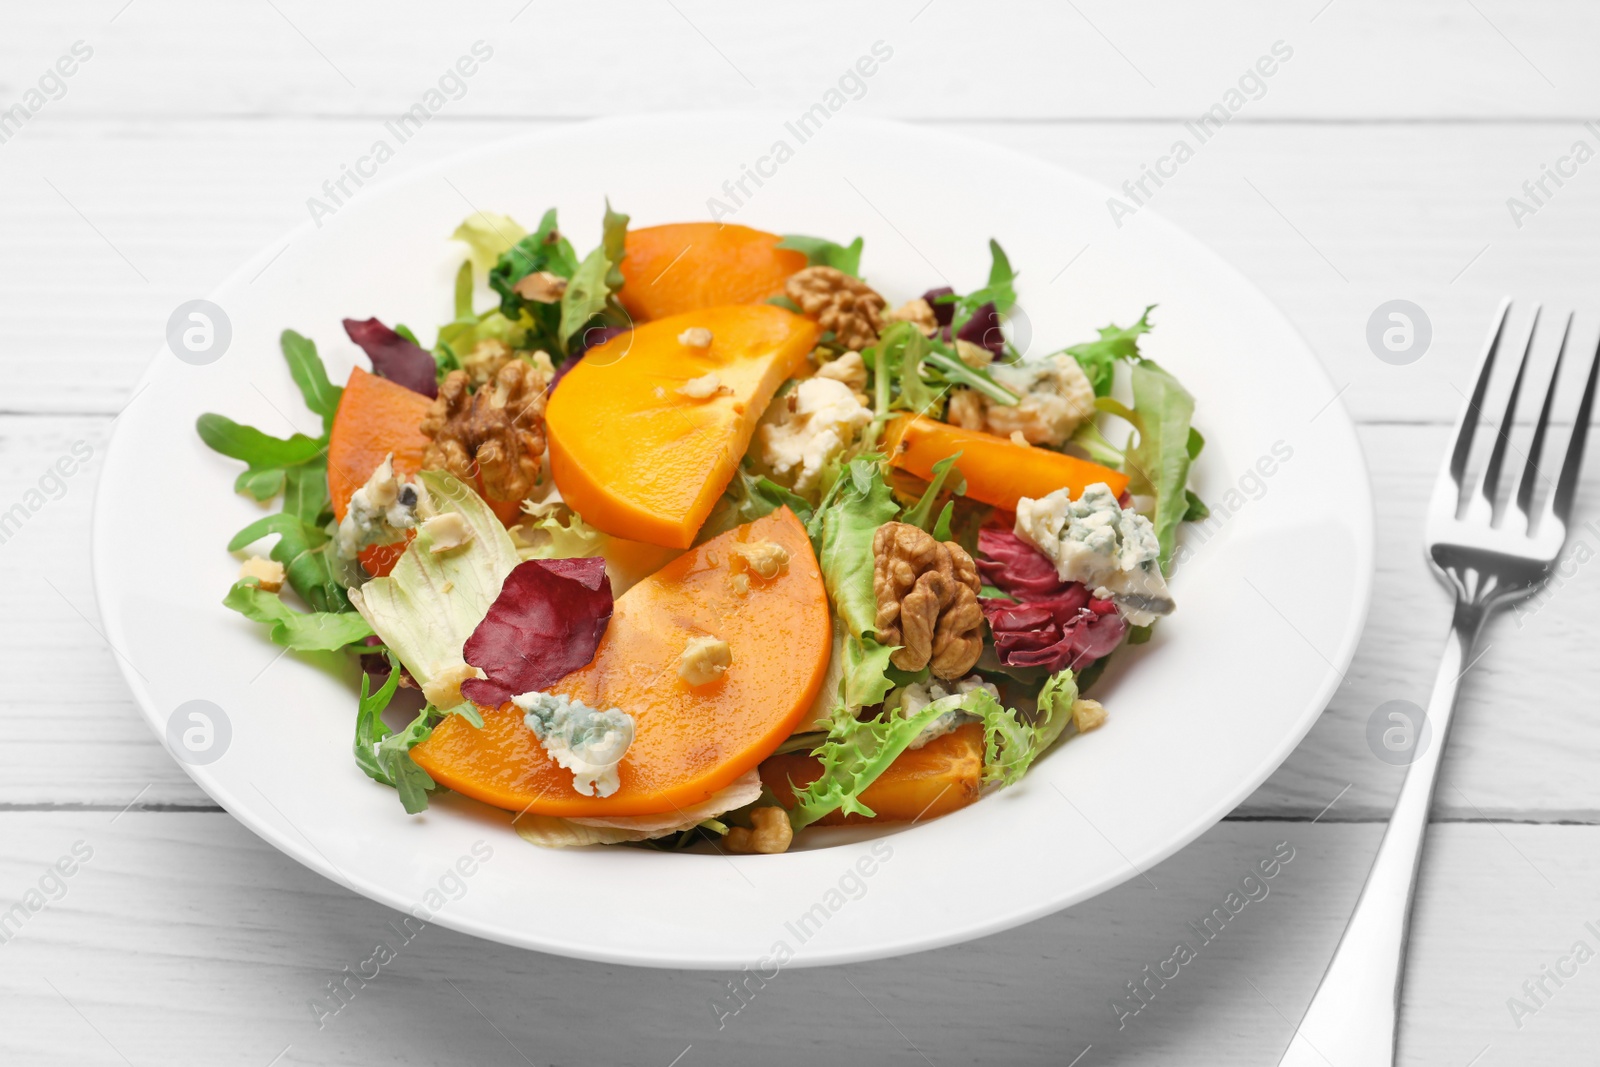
[452,211,528,277]
[233,467,285,501]
[354,668,401,784]
[282,462,329,524]
[279,330,342,433]
[1183,488,1210,522]
[1095,358,1196,573]
[375,711,440,814]
[901,452,966,533]
[601,198,630,292]
[223,579,373,651]
[559,243,615,350]
[453,259,474,320]
[699,465,814,544]
[1064,305,1156,397]
[197,413,326,469]
[776,234,864,277]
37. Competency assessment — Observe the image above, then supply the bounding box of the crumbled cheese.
[1014,483,1175,626]
[422,661,485,709]
[814,350,868,393]
[972,354,1097,446]
[678,326,714,348]
[730,539,789,580]
[1009,430,1029,446]
[421,511,474,554]
[757,377,873,492]
[729,572,751,596]
[678,635,732,687]
[896,675,999,750]
[514,691,635,797]
[238,556,285,592]
[336,454,423,559]
[677,371,730,399]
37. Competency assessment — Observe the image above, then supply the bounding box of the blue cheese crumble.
[336,453,424,559]
[1014,482,1176,626]
[513,691,635,798]
[893,675,999,750]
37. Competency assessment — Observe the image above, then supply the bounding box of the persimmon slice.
[545,304,819,549]
[410,507,832,817]
[327,367,433,577]
[618,222,807,322]
[761,723,986,826]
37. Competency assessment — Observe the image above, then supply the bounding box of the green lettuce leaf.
[348,471,520,695]
[814,455,899,639]
[223,579,373,651]
[776,234,864,277]
[788,698,951,829]
[452,212,527,276]
[699,465,814,544]
[1096,358,1196,572]
[490,208,579,317]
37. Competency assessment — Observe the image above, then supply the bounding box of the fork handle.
[1276,605,1486,1067]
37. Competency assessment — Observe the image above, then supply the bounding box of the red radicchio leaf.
[920,286,956,327]
[976,527,1126,672]
[459,557,613,708]
[343,317,439,399]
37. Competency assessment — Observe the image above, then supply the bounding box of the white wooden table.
[4,3,1600,1063]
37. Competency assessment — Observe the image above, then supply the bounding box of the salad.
[199,204,1206,853]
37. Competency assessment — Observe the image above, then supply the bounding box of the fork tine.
[1550,326,1600,525]
[1448,299,1513,492]
[1479,306,1540,513]
[1516,313,1572,520]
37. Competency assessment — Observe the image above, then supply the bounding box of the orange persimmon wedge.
[885,414,1129,512]
[327,367,433,577]
[410,507,831,818]
[328,367,521,576]
[761,723,986,826]
[546,304,820,549]
[617,223,807,322]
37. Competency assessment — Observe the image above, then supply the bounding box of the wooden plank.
[3,0,1599,122]
[3,119,1598,422]
[0,814,1593,1065]
[5,415,1599,818]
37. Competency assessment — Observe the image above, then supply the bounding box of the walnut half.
[873,521,985,679]
[786,266,886,351]
[419,360,549,503]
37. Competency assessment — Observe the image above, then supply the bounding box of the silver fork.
[1276,299,1600,1067]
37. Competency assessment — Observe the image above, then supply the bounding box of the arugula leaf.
[815,455,899,639]
[353,668,400,785]
[1183,489,1210,522]
[282,462,328,524]
[489,208,579,318]
[234,467,285,501]
[279,330,342,434]
[196,414,325,470]
[224,579,373,651]
[1095,358,1196,572]
[452,211,527,276]
[699,465,814,544]
[776,234,864,277]
[226,510,347,614]
[1064,305,1156,397]
[376,713,441,814]
[901,452,965,533]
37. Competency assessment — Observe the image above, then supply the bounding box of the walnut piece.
[872,521,985,679]
[420,360,549,503]
[1072,698,1108,734]
[785,266,886,351]
[884,298,938,335]
[726,806,793,854]
[513,271,567,303]
[677,371,731,399]
[678,635,732,687]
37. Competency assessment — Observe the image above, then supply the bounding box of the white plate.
[94,115,1372,968]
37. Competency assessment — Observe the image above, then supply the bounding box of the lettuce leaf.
[223,579,372,651]
[788,698,952,829]
[348,471,520,695]
[814,455,899,639]
[698,464,814,544]
[959,669,1079,787]
[1096,359,1196,573]
[452,212,527,277]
